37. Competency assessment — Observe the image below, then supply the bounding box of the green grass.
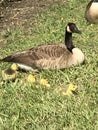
[0,0,98,129]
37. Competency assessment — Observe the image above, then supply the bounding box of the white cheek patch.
[67,26,72,33]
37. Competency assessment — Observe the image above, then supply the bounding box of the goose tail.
[0,55,14,63]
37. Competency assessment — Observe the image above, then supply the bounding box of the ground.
[0,0,63,37]
[0,0,64,48]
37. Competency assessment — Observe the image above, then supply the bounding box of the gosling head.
[66,22,81,34]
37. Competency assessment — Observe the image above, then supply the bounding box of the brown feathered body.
[1,44,84,70]
[1,44,73,70]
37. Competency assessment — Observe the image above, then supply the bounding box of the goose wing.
[1,44,68,67]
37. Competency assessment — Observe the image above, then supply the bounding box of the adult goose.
[0,23,85,71]
[85,0,98,23]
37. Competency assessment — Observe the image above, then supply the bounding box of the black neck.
[65,30,75,53]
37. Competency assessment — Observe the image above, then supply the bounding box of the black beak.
[75,29,81,34]
[74,28,81,34]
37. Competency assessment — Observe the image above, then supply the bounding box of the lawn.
[0,0,98,130]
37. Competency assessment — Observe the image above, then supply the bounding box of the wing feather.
[29,44,67,58]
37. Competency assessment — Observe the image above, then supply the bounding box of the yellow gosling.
[40,79,50,87]
[27,74,36,83]
[62,83,77,96]
[11,63,19,71]
[2,68,18,81]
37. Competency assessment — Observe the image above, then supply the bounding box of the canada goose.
[85,0,98,23]
[0,23,85,71]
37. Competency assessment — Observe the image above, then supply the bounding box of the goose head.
[66,22,81,34]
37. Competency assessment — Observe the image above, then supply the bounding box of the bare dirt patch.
[0,0,63,33]
[0,0,66,47]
